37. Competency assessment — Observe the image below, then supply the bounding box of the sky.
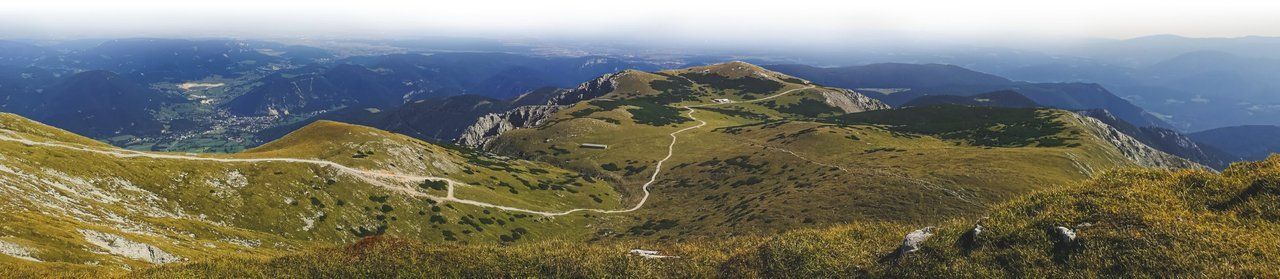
[3,0,1279,45]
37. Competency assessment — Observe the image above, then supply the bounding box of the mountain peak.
[249,120,396,153]
[687,61,771,77]
[670,61,815,87]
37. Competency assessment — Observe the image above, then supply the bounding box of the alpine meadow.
[2,0,1279,278]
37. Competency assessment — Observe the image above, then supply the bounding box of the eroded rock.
[79,229,181,264]
[457,72,623,148]
[898,226,937,254]
[0,240,40,262]
[1052,226,1077,243]
[820,88,891,113]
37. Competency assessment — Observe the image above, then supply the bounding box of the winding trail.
[0,85,814,217]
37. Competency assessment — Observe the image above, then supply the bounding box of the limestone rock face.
[457,72,623,148]
[456,106,560,148]
[820,88,891,113]
[80,229,181,264]
[1066,112,1206,170]
[1075,109,1231,169]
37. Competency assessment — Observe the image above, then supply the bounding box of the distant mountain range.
[65,38,285,83]
[258,94,512,143]
[886,90,1231,169]
[901,90,1039,108]
[766,63,1173,129]
[1189,125,1280,162]
[226,64,402,116]
[224,52,665,116]
[759,35,1280,131]
[30,70,177,138]
[0,37,1272,167]
[937,36,1280,131]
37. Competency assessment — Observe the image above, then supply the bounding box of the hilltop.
[469,61,1197,240]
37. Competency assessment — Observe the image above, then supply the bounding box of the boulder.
[1052,226,1077,243]
[897,226,937,254]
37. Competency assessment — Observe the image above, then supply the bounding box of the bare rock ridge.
[1066,112,1206,170]
[1076,109,1232,169]
[820,88,891,113]
[456,71,624,148]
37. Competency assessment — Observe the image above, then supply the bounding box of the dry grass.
[134,156,1280,278]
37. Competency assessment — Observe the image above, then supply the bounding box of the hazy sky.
[3,0,1279,43]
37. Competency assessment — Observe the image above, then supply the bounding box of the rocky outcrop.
[456,106,560,148]
[897,226,936,254]
[0,240,39,262]
[456,72,624,148]
[1052,226,1077,243]
[1066,112,1206,170]
[820,88,891,113]
[1076,109,1232,169]
[79,229,181,264]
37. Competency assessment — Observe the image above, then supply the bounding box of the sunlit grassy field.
[133,156,1280,277]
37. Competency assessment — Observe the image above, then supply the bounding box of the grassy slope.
[136,156,1280,277]
[488,63,1149,241]
[0,113,620,275]
[0,62,1208,276]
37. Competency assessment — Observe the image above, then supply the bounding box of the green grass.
[829,105,1075,147]
[571,98,692,126]
[0,114,621,274]
[677,72,783,98]
[0,62,1219,276]
[132,156,1280,277]
[487,65,1151,242]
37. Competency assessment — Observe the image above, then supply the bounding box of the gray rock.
[456,72,624,148]
[1053,226,1077,243]
[820,88,891,113]
[897,226,937,254]
[79,229,181,264]
[1066,112,1206,170]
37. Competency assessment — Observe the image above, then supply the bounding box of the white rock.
[629,249,677,259]
[898,226,937,253]
[0,240,40,262]
[1053,226,1077,243]
[79,229,181,264]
